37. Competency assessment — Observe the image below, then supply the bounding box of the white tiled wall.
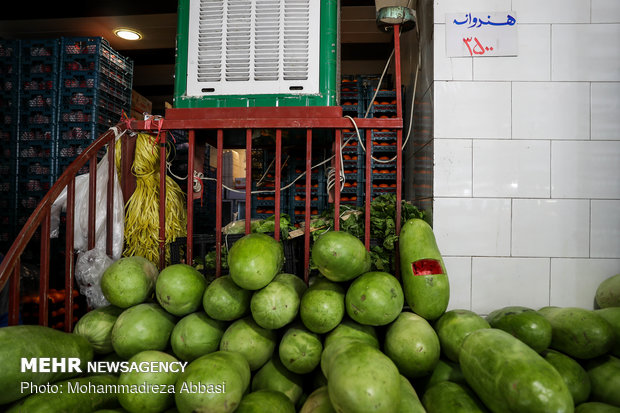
[433,0,620,314]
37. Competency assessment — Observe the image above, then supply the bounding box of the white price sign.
[445,11,518,57]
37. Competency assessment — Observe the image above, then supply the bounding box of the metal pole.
[106,138,115,257]
[39,209,51,326]
[64,178,76,331]
[274,129,282,241]
[159,133,167,270]
[334,130,341,231]
[394,24,403,278]
[87,156,97,250]
[8,259,20,326]
[304,129,312,283]
[215,130,223,277]
[245,129,252,234]
[187,130,195,264]
[365,129,372,249]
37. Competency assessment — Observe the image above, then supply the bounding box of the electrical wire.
[348,21,421,165]
[164,18,422,198]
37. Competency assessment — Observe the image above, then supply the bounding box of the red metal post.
[106,139,115,257]
[245,129,252,234]
[394,24,403,278]
[159,133,167,270]
[64,178,76,331]
[39,209,51,326]
[334,130,341,231]
[304,129,312,283]
[120,134,137,202]
[8,259,20,325]
[215,130,224,277]
[274,129,282,241]
[186,130,195,264]
[394,24,403,235]
[365,128,372,249]
[88,156,97,250]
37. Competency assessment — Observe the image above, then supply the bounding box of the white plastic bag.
[75,249,112,308]
[50,150,124,260]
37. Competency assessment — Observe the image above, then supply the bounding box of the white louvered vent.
[187,0,320,97]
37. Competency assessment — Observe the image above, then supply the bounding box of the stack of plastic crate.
[0,40,20,248]
[252,151,290,220]
[339,75,368,207]
[340,75,365,118]
[290,157,325,225]
[364,81,399,200]
[340,129,364,207]
[57,37,133,176]
[16,39,60,230]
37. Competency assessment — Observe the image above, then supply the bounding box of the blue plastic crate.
[253,195,287,207]
[58,123,96,142]
[0,41,19,103]
[371,157,396,169]
[96,92,127,117]
[18,142,53,160]
[56,139,93,160]
[371,130,397,140]
[0,102,18,126]
[372,142,398,153]
[371,186,397,197]
[61,90,94,107]
[341,103,364,118]
[366,104,398,118]
[372,171,397,180]
[62,71,131,108]
[61,37,133,89]
[20,89,58,113]
[20,39,60,59]
[21,106,56,126]
[60,108,93,123]
[366,88,397,101]
[19,158,53,178]
[18,125,55,142]
[0,39,19,58]
[18,176,52,194]
[56,157,89,177]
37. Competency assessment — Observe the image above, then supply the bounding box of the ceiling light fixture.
[114,28,142,41]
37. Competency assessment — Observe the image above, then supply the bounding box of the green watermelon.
[345,271,404,326]
[73,305,123,354]
[111,303,176,359]
[219,317,276,371]
[155,264,207,316]
[101,256,158,308]
[311,231,370,282]
[486,306,552,353]
[170,312,225,361]
[202,275,252,321]
[227,233,283,290]
[384,311,440,379]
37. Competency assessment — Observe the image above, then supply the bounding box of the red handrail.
[0,123,128,331]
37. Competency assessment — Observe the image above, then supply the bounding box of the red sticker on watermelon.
[411,259,444,276]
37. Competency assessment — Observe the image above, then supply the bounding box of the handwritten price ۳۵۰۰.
[462,37,493,56]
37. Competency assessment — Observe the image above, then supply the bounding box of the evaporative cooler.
[174,0,339,108]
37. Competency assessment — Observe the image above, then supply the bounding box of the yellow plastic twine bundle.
[115,132,187,265]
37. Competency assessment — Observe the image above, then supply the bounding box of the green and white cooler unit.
[174,0,338,108]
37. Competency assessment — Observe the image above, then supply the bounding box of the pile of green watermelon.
[1,218,619,413]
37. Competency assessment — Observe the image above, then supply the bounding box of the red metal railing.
[0,24,405,327]
[0,124,128,330]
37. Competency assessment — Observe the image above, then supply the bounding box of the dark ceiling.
[1,0,393,114]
